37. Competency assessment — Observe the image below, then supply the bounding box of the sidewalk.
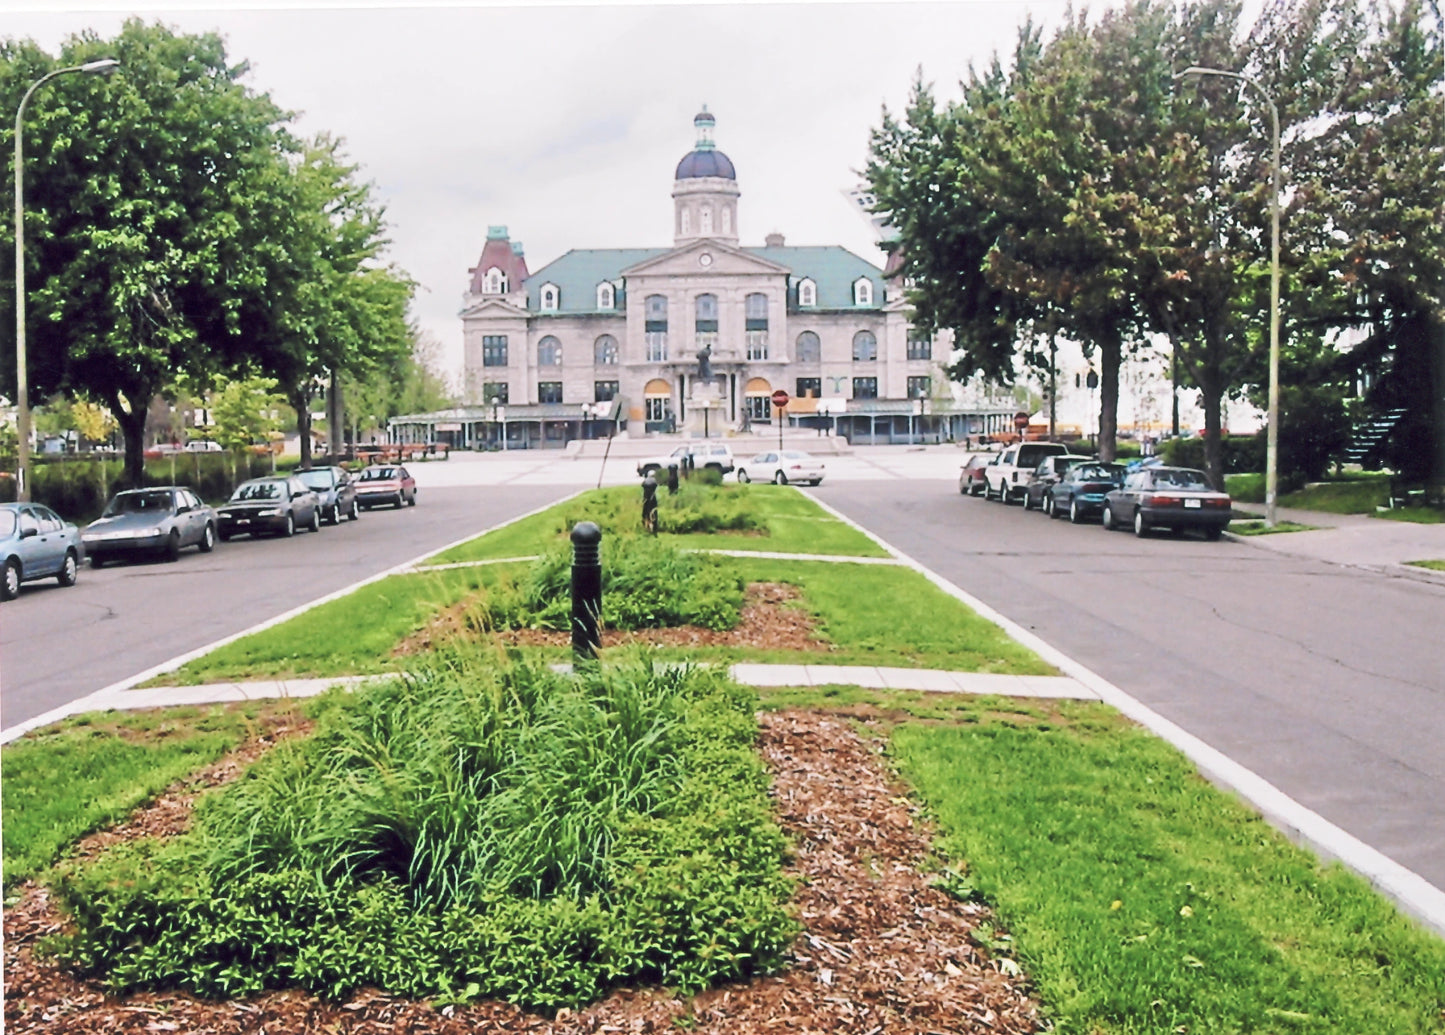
[1225,504,1445,582]
[1,666,1099,741]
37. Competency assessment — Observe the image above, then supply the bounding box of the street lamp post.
[1176,65,1281,527]
[13,58,119,502]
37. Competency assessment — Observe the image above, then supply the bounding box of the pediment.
[460,295,530,319]
[621,240,791,279]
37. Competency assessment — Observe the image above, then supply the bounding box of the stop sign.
[771,389,790,409]
[1013,411,1031,430]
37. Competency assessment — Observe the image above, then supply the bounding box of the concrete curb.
[805,493,1445,939]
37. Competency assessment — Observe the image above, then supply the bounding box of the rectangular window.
[482,335,508,367]
[747,396,773,421]
[852,377,878,399]
[746,331,768,361]
[907,376,931,398]
[645,397,669,422]
[796,377,822,399]
[538,381,563,404]
[907,337,932,360]
[594,380,619,403]
[646,331,668,362]
[482,382,509,404]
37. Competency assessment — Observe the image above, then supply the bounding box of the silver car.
[1,502,85,600]
[83,487,218,567]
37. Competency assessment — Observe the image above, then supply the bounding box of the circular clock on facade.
[698,252,713,267]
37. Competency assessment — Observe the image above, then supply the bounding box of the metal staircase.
[1343,407,1408,465]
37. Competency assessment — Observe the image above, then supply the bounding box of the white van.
[984,441,1072,503]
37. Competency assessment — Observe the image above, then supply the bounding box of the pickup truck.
[984,441,1073,503]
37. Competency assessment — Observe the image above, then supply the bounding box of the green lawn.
[1,703,287,888]
[1406,559,1445,571]
[887,707,1445,1034]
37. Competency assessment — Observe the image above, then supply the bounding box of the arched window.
[483,267,507,294]
[797,279,817,307]
[594,334,619,365]
[540,283,560,311]
[745,293,769,360]
[852,277,874,306]
[695,293,718,351]
[852,330,877,362]
[596,282,615,309]
[700,206,713,235]
[537,335,562,366]
[645,295,668,361]
[795,331,821,363]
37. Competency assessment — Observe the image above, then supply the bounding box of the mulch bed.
[4,711,1044,1033]
[394,582,835,656]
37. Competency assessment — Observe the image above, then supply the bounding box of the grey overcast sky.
[6,1,1097,387]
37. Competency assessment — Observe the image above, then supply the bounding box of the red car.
[354,464,417,509]
[959,453,996,497]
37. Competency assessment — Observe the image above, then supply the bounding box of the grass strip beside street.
[1228,518,1319,535]
[1406,559,1445,571]
[1,704,280,888]
[889,709,1445,1035]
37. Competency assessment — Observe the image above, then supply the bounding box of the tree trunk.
[114,401,148,489]
[1198,352,1226,492]
[293,390,314,470]
[1097,335,1121,462]
[1428,314,1444,494]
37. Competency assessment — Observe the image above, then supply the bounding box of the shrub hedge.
[48,655,798,1008]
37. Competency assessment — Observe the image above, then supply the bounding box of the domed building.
[394,108,1017,449]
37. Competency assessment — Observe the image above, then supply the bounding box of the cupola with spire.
[672,105,740,247]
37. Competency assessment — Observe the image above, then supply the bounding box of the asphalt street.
[0,481,571,729]
[820,475,1445,892]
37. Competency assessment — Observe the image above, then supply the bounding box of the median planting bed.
[6,483,1443,1033]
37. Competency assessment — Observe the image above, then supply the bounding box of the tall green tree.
[1,21,300,484]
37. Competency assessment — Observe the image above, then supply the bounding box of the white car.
[637,442,735,477]
[735,450,825,486]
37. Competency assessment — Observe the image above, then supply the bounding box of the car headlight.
[256,508,284,517]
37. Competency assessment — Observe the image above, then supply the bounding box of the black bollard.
[667,462,679,495]
[684,453,695,478]
[641,473,658,534]
[570,521,602,662]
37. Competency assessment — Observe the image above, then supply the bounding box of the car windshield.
[361,468,398,481]
[297,469,335,489]
[1155,469,1212,490]
[103,490,174,516]
[232,481,281,501]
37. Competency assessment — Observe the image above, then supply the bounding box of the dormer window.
[798,278,817,307]
[852,277,874,306]
[483,267,508,294]
[596,282,615,310]
[540,283,560,311]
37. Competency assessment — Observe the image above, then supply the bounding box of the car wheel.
[737,469,751,483]
[165,530,182,561]
[1022,491,1033,511]
[282,514,295,537]
[2,558,20,601]
[309,508,321,533]
[57,550,79,587]
[1101,505,1115,531]
[327,504,340,526]
[773,471,788,485]
[1070,499,1082,524]
[407,492,416,507]
[1134,509,1148,537]
[348,499,360,521]
[199,523,216,552]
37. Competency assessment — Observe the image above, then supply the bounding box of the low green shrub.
[483,535,745,633]
[48,654,797,1008]
[1161,435,1266,476]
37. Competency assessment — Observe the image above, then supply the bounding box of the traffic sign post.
[772,390,790,451]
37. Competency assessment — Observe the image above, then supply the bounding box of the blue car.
[1045,462,1128,523]
[1,502,85,600]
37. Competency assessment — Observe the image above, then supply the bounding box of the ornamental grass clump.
[48,651,797,1008]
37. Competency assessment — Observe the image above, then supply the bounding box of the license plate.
[1184,499,1201,509]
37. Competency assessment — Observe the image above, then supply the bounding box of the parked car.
[1021,454,1092,511]
[637,443,736,478]
[184,439,224,453]
[959,453,996,497]
[355,464,417,509]
[1045,462,1127,522]
[83,487,217,567]
[216,476,321,539]
[297,465,359,524]
[1102,466,1233,539]
[1,502,84,600]
[735,450,825,486]
[984,441,1073,503]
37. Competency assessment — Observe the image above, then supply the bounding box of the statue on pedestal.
[696,343,712,381]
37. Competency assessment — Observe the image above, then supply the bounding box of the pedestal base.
[685,381,727,437]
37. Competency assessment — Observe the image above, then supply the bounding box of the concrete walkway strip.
[804,492,1445,940]
[685,548,903,565]
[407,555,541,573]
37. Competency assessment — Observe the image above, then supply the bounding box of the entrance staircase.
[1343,407,1408,465]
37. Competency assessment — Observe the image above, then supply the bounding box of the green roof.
[523,245,884,314]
